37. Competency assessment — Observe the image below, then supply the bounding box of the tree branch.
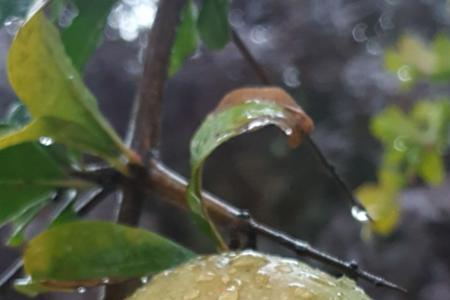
[103,0,188,299]
[147,159,406,293]
[231,28,369,216]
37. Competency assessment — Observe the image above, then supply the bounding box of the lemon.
[127,250,370,300]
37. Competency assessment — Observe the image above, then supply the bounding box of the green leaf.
[418,150,445,185]
[20,221,194,295]
[6,8,136,170]
[62,0,118,71]
[0,117,128,168]
[188,87,314,248]
[0,143,68,226]
[197,0,230,49]
[169,0,198,76]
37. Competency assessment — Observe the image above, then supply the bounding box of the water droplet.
[58,1,80,28]
[250,25,269,44]
[276,264,293,273]
[101,277,110,284]
[140,276,149,284]
[393,136,408,152]
[39,136,54,146]
[183,289,200,299]
[397,65,412,82]
[3,16,23,35]
[352,23,368,43]
[282,66,301,88]
[77,287,86,294]
[351,206,370,222]
[379,13,395,30]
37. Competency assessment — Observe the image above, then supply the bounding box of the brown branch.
[231,29,369,216]
[104,0,188,299]
[146,159,405,292]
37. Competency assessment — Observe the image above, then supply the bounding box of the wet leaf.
[188,87,314,247]
[21,221,194,295]
[62,0,118,71]
[0,143,70,226]
[0,117,127,169]
[197,0,230,49]
[6,8,135,169]
[169,0,198,76]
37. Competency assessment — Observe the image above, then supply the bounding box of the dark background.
[1,0,449,299]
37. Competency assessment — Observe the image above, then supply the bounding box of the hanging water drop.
[102,277,110,284]
[39,136,54,146]
[351,206,370,222]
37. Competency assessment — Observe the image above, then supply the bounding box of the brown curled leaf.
[187,86,314,248]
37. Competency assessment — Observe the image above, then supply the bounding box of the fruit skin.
[127,250,371,300]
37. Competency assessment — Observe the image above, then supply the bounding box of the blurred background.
[1,0,449,299]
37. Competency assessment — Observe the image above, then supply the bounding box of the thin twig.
[231,28,368,215]
[146,159,406,292]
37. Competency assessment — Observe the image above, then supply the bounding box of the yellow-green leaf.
[356,184,400,235]
[6,8,135,169]
[19,221,194,296]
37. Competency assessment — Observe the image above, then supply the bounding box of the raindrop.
[58,1,80,28]
[397,65,412,82]
[393,136,408,152]
[229,9,245,28]
[101,277,110,284]
[250,25,269,44]
[3,16,23,36]
[351,206,370,222]
[379,13,395,30]
[282,66,301,88]
[140,276,149,284]
[39,136,54,146]
[352,23,368,43]
[77,287,86,294]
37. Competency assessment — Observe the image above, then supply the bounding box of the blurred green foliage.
[385,33,450,88]
[357,100,450,235]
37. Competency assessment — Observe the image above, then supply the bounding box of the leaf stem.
[230,28,369,217]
